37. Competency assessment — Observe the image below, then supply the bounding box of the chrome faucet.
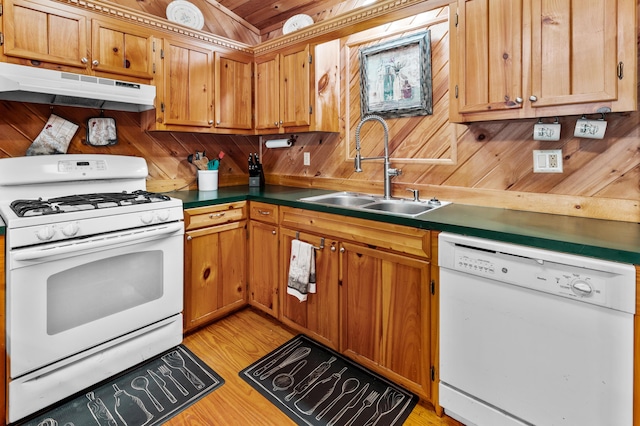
[354,115,402,200]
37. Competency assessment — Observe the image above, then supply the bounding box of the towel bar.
[295,231,324,250]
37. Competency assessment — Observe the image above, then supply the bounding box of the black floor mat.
[15,345,224,426]
[240,334,418,426]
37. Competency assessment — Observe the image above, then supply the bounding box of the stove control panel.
[58,159,107,172]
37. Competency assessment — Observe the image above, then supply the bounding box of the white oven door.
[7,222,184,379]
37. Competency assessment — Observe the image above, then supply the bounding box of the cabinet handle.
[81,57,88,64]
[209,212,225,218]
[515,97,523,104]
[92,60,99,66]
[529,95,538,102]
[272,230,276,235]
[257,210,271,215]
[187,235,192,241]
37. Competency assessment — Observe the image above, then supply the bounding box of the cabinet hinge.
[0,32,3,46]
[431,366,436,381]
[309,54,313,64]
[618,61,624,80]
[455,12,458,27]
[455,85,459,99]
[152,41,156,52]
[309,106,313,115]
[430,280,435,295]
[0,4,3,16]
[161,102,165,113]
[160,49,165,60]
[153,63,156,74]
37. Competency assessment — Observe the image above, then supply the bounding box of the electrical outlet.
[533,149,563,173]
[303,152,311,166]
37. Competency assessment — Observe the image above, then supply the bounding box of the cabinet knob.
[340,247,345,253]
[81,57,88,64]
[272,230,276,235]
[330,246,336,252]
[529,95,538,102]
[208,120,214,125]
[92,60,99,66]
[216,120,220,125]
[515,97,523,104]
[187,235,192,241]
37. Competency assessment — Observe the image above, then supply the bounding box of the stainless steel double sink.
[298,192,450,218]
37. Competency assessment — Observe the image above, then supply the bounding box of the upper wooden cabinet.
[255,40,340,134]
[214,51,253,132]
[450,0,637,122]
[1,0,155,80]
[152,37,214,130]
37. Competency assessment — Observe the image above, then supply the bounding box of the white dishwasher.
[438,232,635,426]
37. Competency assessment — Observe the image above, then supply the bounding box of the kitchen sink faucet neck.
[354,115,401,200]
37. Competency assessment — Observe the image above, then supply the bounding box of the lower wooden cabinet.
[248,202,280,317]
[340,241,431,400]
[280,229,340,350]
[183,203,247,333]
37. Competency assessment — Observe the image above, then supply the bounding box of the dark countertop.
[169,185,640,265]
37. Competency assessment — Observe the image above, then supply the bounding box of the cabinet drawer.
[280,207,430,259]
[184,201,246,230]
[250,202,279,225]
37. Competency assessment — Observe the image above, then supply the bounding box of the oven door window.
[47,251,163,335]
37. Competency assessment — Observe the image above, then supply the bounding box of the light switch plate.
[574,119,607,139]
[533,149,563,173]
[303,152,311,166]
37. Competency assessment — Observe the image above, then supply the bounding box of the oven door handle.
[13,222,184,261]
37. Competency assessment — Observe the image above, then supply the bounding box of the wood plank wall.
[0,3,638,223]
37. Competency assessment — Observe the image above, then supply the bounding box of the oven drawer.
[184,201,247,230]
[250,201,279,225]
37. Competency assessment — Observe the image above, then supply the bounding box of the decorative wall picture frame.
[359,31,432,119]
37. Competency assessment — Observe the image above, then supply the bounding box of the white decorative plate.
[283,14,314,34]
[166,0,205,30]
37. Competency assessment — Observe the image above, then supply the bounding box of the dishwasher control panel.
[440,233,636,313]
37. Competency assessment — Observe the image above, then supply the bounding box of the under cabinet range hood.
[0,62,156,112]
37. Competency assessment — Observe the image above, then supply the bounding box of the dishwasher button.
[571,280,593,296]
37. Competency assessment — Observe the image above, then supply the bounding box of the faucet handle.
[407,188,420,202]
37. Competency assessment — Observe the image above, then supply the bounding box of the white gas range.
[0,154,185,423]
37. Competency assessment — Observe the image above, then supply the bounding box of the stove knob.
[157,210,170,222]
[62,222,80,237]
[140,212,154,224]
[36,226,56,241]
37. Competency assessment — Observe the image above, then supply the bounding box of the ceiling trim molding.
[254,0,450,54]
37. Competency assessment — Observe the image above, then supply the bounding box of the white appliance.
[0,154,184,423]
[438,232,635,426]
[0,62,156,112]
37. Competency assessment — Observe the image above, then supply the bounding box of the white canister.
[197,170,218,191]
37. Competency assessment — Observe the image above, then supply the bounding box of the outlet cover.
[533,149,563,173]
[303,152,311,166]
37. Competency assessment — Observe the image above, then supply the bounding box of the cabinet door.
[280,45,311,127]
[280,230,340,349]
[214,51,253,131]
[91,19,154,80]
[184,221,246,332]
[530,0,618,108]
[341,242,432,399]
[255,55,281,131]
[2,0,88,70]
[248,220,279,317]
[162,38,213,127]
[453,0,523,114]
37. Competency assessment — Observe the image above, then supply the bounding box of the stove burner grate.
[10,190,171,217]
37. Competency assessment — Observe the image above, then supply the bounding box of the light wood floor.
[166,307,462,425]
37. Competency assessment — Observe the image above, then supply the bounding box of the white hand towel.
[287,239,316,302]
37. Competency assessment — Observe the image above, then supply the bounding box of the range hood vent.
[0,63,156,112]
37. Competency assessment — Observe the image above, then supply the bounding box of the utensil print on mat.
[295,366,348,415]
[285,356,337,402]
[363,387,406,426]
[131,376,164,412]
[344,389,379,426]
[112,384,154,426]
[315,377,359,421]
[259,346,311,380]
[148,369,177,404]
[272,360,307,391]
[327,382,369,426]
[158,365,189,396]
[254,340,303,377]
[162,350,205,390]
[86,391,117,426]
